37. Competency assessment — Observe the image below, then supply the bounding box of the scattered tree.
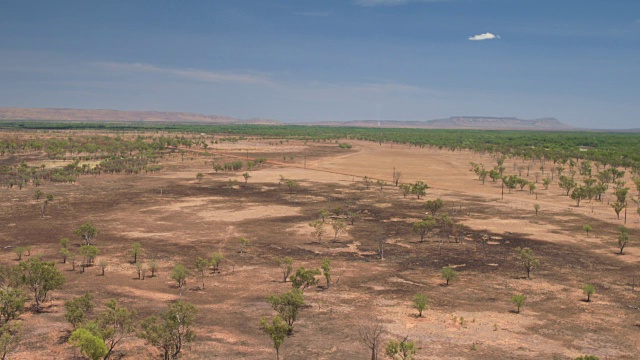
[285,179,299,194]
[359,322,385,360]
[194,257,208,289]
[0,321,22,360]
[259,316,289,360]
[266,289,305,332]
[13,247,24,261]
[148,260,159,277]
[0,286,28,323]
[99,260,107,276]
[40,194,54,218]
[582,284,595,302]
[68,327,108,360]
[412,293,429,317]
[331,219,346,242]
[171,264,188,289]
[195,172,204,183]
[238,237,250,253]
[139,301,197,360]
[64,292,95,329]
[18,257,65,312]
[582,224,593,236]
[210,252,223,273]
[74,223,99,245]
[309,220,326,243]
[242,172,251,185]
[511,294,526,313]
[515,247,539,280]
[533,204,540,217]
[385,336,416,360]
[441,267,458,286]
[617,226,631,254]
[399,184,412,198]
[411,181,429,199]
[276,257,294,283]
[131,242,142,263]
[289,267,320,291]
[412,216,436,243]
[321,258,331,289]
[424,198,444,216]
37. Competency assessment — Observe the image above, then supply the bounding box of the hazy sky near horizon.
[1,1,639,128]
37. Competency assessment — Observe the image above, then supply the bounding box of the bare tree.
[376,235,389,260]
[359,322,385,360]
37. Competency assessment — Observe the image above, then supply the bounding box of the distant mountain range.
[0,107,576,130]
[307,117,574,130]
[0,107,279,125]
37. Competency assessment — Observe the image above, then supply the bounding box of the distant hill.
[309,116,574,130]
[0,108,576,130]
[0,107,280,125]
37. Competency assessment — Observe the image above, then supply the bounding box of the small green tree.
[242,172,251,184]
[68,328,108,360]
[131,242,142,263]
[331,219,346,242]
[266,289,305,332]
[385,336,416,360]
[99,259,107,276]
[13,247,24,261]
[60,248,70,264]
[259,316,289,360]
[413,216,436,243]
[309,220,326,243]
[92,299,138,359]
[18,257,65,312]
[582,224,593,236]
[34,189,43,201]
[194,257,208,289]
[64,292,95,329]
[171,264,188,289]
[289,267,320,291]
[321,258,331,289]
[60,238,70,249]
[617,226,630,254]
[0,286,29,323]
[210,252,223,273]
[516,247,540,279]
[411,181,429,199]
[399,184,412,198]
[74,223,99,245]
[0,321,23,360]
[582,284,595,302]
[533,204,540,217]
[135,262,146,280]
[40,194,54,218]
[413,293,429,317]
[425,198,444,216]
[542,177,551,190]
[79,244,100,268]
[441,267,458,286]
[511,294,526,313]
[276,257,294,283]
[238,237,250,253]
[195,172,204,183]
[139,301,197,360]
[285,179,299,194]
[148,260,159,277]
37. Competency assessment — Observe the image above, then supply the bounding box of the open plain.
[1,130,639,359]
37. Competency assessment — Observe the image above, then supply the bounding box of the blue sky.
[1,0,639,128]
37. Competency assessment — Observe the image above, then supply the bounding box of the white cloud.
[468,32,500,41]
[96,62,273,85]
[355,0,449,7]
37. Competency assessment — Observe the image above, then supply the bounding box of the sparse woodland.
[0,123,638,359]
